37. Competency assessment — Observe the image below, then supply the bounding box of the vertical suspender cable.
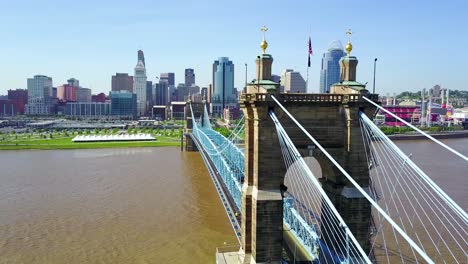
[362,96,468,162]
[360,111,468,224]
[271,95,435,264]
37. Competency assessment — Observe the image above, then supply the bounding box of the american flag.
[308,37,313,67]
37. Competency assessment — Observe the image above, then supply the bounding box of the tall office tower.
[52,87,57,98]
[57,84,78,102]
[281,69,306,93]
[160,73,175,86]
[271,74,281,84]
[25,75,53,115]
[67,78,79,87]
[112,73,134,92]
[77,88,92,102]
[201,87,208,101]
[432,84,441,97]
[185,68,195,86]
[212,57,235,116]
[154,81,168,106]
[319,40,345,93]
[271,75,282,92]
[138,50,145,66]
[176,83,189,101]
[146,81,153,110]
[168,85,176,103]
[134,59,147,116]
[207,84,213,103]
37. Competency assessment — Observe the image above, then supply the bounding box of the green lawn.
[0,130,182,150]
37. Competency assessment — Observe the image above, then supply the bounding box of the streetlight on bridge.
[373,58,378,94]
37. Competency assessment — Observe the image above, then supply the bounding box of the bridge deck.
[189,133,242,241]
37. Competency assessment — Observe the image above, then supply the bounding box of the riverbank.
[0,139,180,150]
[387,130,468,140]
[0,130,181,150]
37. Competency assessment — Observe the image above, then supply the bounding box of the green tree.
[214,127,230,137]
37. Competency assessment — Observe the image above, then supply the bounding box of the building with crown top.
[329,38,367,94]
[185,68,195,86]
[134,59,147,116]
[212,57,236,116]
[320,40,345,93]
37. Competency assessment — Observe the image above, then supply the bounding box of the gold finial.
[345,28,353,55]
[260,26,268,54]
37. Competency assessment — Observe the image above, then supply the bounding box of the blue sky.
[1,0,467,95]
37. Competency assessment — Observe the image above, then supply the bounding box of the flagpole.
[307,27,312,93]
[307,37,311,93]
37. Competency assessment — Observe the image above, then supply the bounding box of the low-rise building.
[171,102,186,120]
[65,102,111,118]
[8,89,28,114]
[77,88,92,102]
[92,93,107,103]
[152,105,167,121]
[0,100,20,116]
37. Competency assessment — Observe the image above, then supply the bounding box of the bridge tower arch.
[239,37,378,263]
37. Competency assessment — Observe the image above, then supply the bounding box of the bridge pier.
[239,96,286,264]
[184,133,199,152]
[184,101,206,152]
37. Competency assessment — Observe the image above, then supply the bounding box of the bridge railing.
[283,196,320,259]
[193,128,243,210]
[241,92,379,103]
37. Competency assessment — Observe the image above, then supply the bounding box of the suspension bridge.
[182,38,467,264]
[185,93,467,264]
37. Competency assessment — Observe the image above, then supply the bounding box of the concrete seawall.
[387,130,468,140]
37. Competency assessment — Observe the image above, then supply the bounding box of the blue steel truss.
[189,104,321,260]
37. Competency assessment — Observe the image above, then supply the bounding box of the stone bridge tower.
[239,31,378,263]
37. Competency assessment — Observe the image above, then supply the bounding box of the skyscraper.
[185,68,195,86]
[146,81,153,110]
[25,75,53,115]
[432,84,441,97]
[67,78,79,87]
[57,84,78,102]
[160,73,175,86]
[281,69,306,93]
[212,57,235,116]
[201,87,208,101]
[154,81,168,106]
[134,59,147,116]
[112,73,133,92]
[138,50,145,66]
[174,83,199,101]
[320,40,345,93]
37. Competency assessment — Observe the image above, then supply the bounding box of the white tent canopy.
[72,134,155,142]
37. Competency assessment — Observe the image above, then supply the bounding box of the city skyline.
[1,0,467,95]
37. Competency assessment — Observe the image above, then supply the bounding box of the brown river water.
[0,139,466,263]
[0,147,237,263]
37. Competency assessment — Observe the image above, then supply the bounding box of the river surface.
[0,147,237,263]
[0,139,466,263]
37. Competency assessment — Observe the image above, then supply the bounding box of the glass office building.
[212,57,235,116]
[153,81,168,106]
[320,41,345,93]
[110,91,137,118]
